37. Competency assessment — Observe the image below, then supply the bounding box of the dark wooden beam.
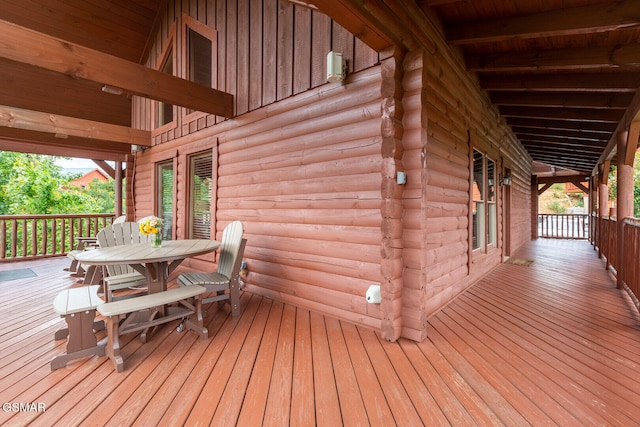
[479,72,640,93]
[0,19,234,118]
[506,117,617,134]
[93,160,116,179]
[0,105,150,146]
[306,0,396,51]
[512,127,609,144]
[499,106,623,123]
[467,43,640,72]
[447,0,640,44]
[0,131,131,161]
[490,91,633,109]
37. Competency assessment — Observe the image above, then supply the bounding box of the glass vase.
[152,233,162,248]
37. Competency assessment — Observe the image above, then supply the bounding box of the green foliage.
[547,201,566,214]
[0,152,115,215]
[608,151,640,218]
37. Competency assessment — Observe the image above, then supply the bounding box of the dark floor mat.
[0,268,37,282]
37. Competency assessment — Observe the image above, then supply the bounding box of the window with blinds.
[190,152,213,239]
[157,161,174,240]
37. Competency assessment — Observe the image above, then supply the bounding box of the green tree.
[0,152,114,215]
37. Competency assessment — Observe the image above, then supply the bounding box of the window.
[183,16,216,116]
[157,161,174,240]
[472,150,485,251]
[190,152,213,239]
[188,28,212,86]
[157,44,175,128]
[472,149,498,252]
[487,158,497,247]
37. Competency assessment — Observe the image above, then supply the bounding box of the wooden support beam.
[447,0,640,44]
[0,19,234,118]
[467,43,640,72]
[479,72,640,93]
[0,105,150,146]
[491,92,632,110]
[93,160,116,179]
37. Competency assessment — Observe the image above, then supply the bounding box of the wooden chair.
[177,220,245,316]
[96,221,151,301]
[66,215,127,278]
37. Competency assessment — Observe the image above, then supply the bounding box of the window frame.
[156,159,176,240]
[471,148,499,255]
[152,27,177,133]
[181,14,218,121]
[188,150,214,240]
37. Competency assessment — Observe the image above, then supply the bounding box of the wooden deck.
[1,239,640,426]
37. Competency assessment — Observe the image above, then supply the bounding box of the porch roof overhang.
[309,0,640,183]
[0,2,234,162]
[0,1,639,182]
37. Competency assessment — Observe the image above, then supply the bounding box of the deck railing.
[538,213,588,239]
[596,216,640,310]
[0,214,116,261]
[620,218,640,308]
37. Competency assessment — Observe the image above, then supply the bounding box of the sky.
[54,157,97,169]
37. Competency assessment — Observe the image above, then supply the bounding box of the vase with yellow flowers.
[139,216,164,248]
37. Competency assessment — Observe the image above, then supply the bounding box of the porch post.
[597,161,610,259]
[114,161,123,218]
[616,128,637,289]
[531,175,538,239]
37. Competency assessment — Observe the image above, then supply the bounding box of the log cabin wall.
[131,0,386,330]
[398,24,532,340]
[131,0,533,341]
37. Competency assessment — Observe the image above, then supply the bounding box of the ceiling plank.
[499,106,623,123]
[466,43,640,72]
[512,127,609,143]
[505,117,617,134]
[490,92,633,109]
[447,0,640,44]
[479,72,640,93]
[0,19,234,118]
[0,105,150,146]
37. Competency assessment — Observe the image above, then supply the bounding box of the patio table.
[75,239,220,341]
[74,239,220,295]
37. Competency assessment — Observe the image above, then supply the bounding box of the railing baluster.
[0,214,116,262]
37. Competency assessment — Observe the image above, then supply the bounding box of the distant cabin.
[69,168,109,190]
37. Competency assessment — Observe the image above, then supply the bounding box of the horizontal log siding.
[417,22,532,321]
[218,69,383,328]
[133,67,384,330]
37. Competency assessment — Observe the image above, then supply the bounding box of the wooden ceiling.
[0,0,232,162]
[1,0,639,175]
[313,0,640,177]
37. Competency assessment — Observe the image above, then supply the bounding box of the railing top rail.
[622,217,640,227]
[0,213,115,220]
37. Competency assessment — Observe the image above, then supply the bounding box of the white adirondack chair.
[177,220,245,316]
[96,221,151,301]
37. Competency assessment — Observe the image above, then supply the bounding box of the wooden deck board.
[1,239,640,426]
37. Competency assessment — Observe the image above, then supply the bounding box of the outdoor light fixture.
[327,51,346,83]
[500,173,512,186]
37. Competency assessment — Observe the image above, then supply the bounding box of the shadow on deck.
[1,239,639,425]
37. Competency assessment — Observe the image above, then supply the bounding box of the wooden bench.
[51,285,105,370]
[97,285,208,372]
